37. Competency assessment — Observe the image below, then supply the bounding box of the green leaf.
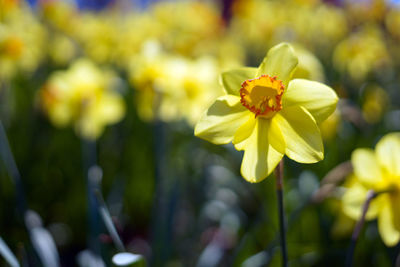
[220,67,257,96]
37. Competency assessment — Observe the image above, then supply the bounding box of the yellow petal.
[378,199,400,246]
[256,43,298,88]
[98,93,125,123]
[283,79,338,123]
[274,106,323,163]
[351,149,383,189]
[342,177,380,220]
[77,115,103,140]
[49,102,72,127]
[269,116,286,154]
[194,95,249,144]
[220,67,257,96]
[233,115,256,145]
[239,119,283,183]
[376,133,400,177]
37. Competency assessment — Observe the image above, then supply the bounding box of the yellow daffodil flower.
[333,26,390,83]
[129,41,223,126]
[291,44,325,82]
[0,4,46,80]
[48,33,76,65]
[151,1,222,57]
[195,43,338,182]
[342,133,400,246]
[386,9,400,40]
[40,59,125,140]
[361,84,388,124]
[229,0,347,59]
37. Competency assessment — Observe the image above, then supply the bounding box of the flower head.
[195,43,338,182]
[342,133,400,246]
[39,59,125,140]
[129,41,223,125]
[0,4,46,80]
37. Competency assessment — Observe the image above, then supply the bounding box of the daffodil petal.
[378,200,400,247]
[275,106,323,163]
[256,43,298,88]
[342,177,380,220]
[283,79,338,123]
[221,67,258,96]
[194,95,249,144]
[239,119,283,183]
[77,115,103,140]
[98,94,125,123]
[376,133,400,177]
[351,149,383,188]
[269,116,286,154]
[233,115,256,145]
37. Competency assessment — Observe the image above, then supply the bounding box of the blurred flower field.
[0,0,400,266]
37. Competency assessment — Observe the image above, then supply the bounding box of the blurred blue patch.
[25,0,38,7]
[75,0,113,10]
[387,0,400,8]
[25,0,161,10]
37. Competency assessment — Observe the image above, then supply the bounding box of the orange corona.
[240,74,284,118]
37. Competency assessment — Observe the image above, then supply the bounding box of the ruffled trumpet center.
[240,74,284,118]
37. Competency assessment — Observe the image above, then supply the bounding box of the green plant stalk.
[82,140,101,257]
[94,190,125,252]
[345,189,376,267]
[275,159,288,267]
[0,120,26,215]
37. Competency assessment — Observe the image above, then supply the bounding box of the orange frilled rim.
[240,74,284,118]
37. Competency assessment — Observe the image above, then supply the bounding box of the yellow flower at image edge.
[195,43,338,182]
[342,133,400,246]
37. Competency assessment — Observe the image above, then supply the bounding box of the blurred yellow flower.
[229,0,347,59]
[0,4,46,80]
[320,108,341,141]
[291,44,325,82]
[151,1,222,56]
[195,43,338,182]
[0,0,20,18]
[361,84,388,124]
[48,33,77,65]
[73,12,118,64]
[386,9,400,39]
[40,0,78,35]
[129,41,222,126]
[158,56,222,126]
[344,0,386,26]
[342,133,400,246]
[114,12,162,68]
[333,26,390,82]
[40,59,125,140]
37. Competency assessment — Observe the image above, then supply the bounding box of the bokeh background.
[1,0,400,266]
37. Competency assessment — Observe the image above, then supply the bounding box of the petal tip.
[241,172,268,183]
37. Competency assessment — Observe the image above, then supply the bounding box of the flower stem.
[0,120,27,216]
[345,189,376,267]
[94,189,125,252]
[82,140,101,256]
[274,158,288,267]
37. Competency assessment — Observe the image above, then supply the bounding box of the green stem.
[82,140,100,256]
[274,159,288,267]
[94,190,125,252]
[345,189,376,267]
